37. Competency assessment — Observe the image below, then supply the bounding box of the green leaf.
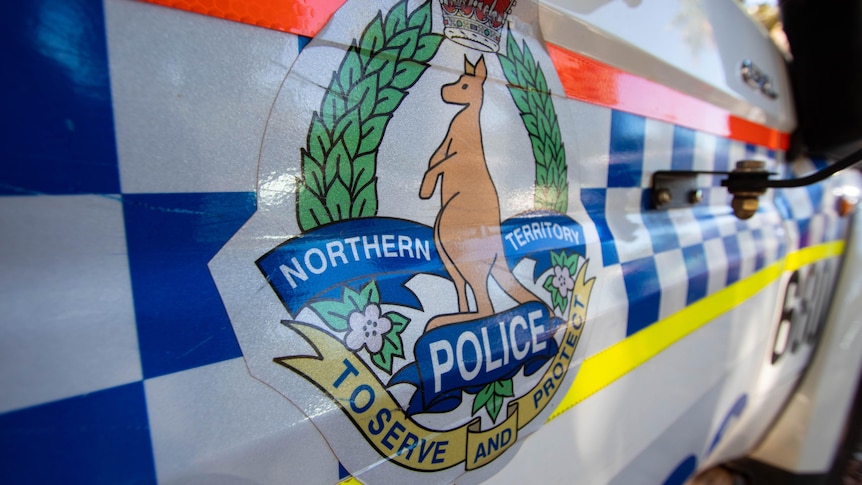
[307,113,331,163]
[370,311,409,373]
[351,179,378,218]
[326,179,351,220]
[535,68,549,94]
[360,13,385,55]
[392,60,426,90]
[498,55,517,84]
[359,280,380,306]
[352,153,377,193]
[521,112,538,135]
[340,46,364,91]
[374,88,405,116]
[308,298,356,331]
[352,72,380,121]
[550,251,565,267]
[509,87,530,113]
[472,383,494,415]
[543,274,568,313]
[506,31,523,63]
[334,108,361,159]
[359,114,390,154]
[389,27,420,59]
[384,0,407,39]
[495,378,514,397]
[300,149,325,196]
[342,286,365,312]
[407,0,433,36]
[326,140,349,188]
[414,33,442,62]
[531,135,548,169]
[565,253,579,274]
[367,48,399,83]
[321,90,346,128]
[522,41,537,77]
[297,187,332,231]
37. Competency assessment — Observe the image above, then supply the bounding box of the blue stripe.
[608,111,645,188]
[671,126,696,171]
[124,192,256,378]
[712,137,731,186]
[797,218,812,248]
[641,191,681,253]
[0,382,156,484]
[693,206,721,240]
[1,0,119,195]
[683,244,708,304]
[723,235,742,285]
[582,188,619,266]
[773,192,793,220]
[622,256,661,335]
[751,229,766,270]
[806,182,824,212]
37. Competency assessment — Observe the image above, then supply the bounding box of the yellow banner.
[276,261,594,471]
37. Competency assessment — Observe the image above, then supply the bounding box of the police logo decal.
[212,0,595,481]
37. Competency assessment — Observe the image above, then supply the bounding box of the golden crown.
[439,0,516,52]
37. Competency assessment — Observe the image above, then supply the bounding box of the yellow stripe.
[549,240,845,420]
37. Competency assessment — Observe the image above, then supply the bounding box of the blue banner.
[499,211,586,281]
[390,302,562,415]
[256,213,585,316]
[256,218,448,314]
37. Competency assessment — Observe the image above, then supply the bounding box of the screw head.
[688,189,703,204]
[655,188,672,206]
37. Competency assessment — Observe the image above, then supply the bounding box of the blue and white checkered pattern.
[0,1,338,483]
[581,111,846,336]
[0,0,851,483]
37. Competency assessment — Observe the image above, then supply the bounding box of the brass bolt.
[728,160,767,220]
[732,195,760,219]
[655,188,672,206]
[689,189,703,204]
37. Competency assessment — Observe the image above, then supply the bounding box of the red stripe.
[547,43,790,150]
[140,0,347,37]
[139,1,790,150]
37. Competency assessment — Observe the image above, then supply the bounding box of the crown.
[439,0,516,52]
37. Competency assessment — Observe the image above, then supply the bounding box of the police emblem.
[212,0,596,482]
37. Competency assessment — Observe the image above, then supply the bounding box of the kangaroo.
[419,55,540,331]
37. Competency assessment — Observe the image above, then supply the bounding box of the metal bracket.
[651,171,705,210]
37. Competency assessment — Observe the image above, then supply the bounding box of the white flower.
[551,266,575,298]
[345,304,392,353]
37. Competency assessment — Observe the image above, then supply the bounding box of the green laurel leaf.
[326,179,351,219]
[359,114,390,154]
[407,0,432,35]
[297,187,331,230]
[351,181,377,218]
[361,14,385,54]
[385,0,408,38]
[352,153,377,193]
[392,60,427,90]
[498,32,568,212]
[297,1,443,232]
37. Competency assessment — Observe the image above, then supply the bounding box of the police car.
[3,0,862,483]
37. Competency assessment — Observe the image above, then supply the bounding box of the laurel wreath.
[296,0,443,232]
[498,32,568,213]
